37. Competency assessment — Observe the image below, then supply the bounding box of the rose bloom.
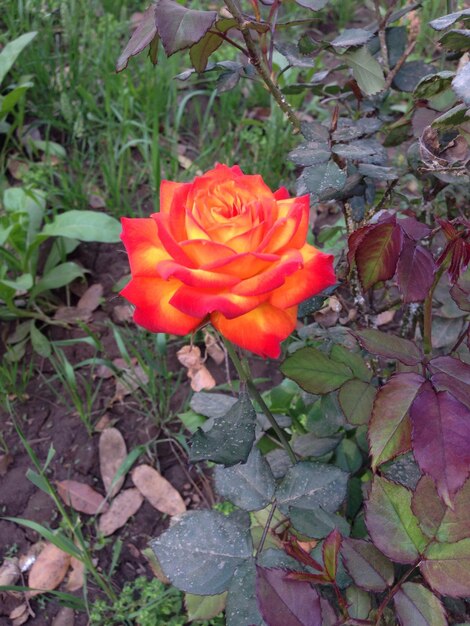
[120,164,335,358]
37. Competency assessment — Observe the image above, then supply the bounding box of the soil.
[0,241,280,626]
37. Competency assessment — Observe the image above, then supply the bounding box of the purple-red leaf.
[428,356,470,408]
[369,372,424,470]
[322,529,342,582]
[155,0,217,56]
[421,539,470,597]
[116,5,158,72]
[410,382,470,506]
[398,217,432,241]
[396,238,436,303]
[283,539,323,572]
[256,567,323,626]
[341,538,394,592]
[353,329,423,366]
[355,221,403,290]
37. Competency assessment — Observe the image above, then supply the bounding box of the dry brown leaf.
[94,414,113,432]
[204,331,225,365]
[0,557,20,586]
[7,157,29,180]
[99,427,127,498]
[18,542,46,573]
[76,284,103,313]
[98,488,144,536]
[177,345,203,369]
[56,480,109,515]
[113,364,149,402]
[53,307,92,323]
[112,304,134,324]
[374,309,396,326]
[0,452,13,477]
[27,543,71,597]
[132,464,186,516]
[51,606,75,626]
[65,557,84,592]
[188,365,216,392]
[88,194,106,209]
[9,602,32,626]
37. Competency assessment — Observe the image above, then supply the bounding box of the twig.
[450,321,469,354]
[374,0,391,74]
[207,29,249,56]
[364,178,400,222]
[374,562,420,625]
[384,39,417,91]
[255,500,278,557]
[223,0,301,133]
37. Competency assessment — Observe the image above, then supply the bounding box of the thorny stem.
[374,562,420,625]
[450,321,469,354]
[222,337,297,464]
[223,0,301,133]
[423,265,446,356]
[374,0,391,74]
[207,29,249,56]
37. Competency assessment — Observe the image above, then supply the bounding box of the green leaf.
[332,139,386,164]
[151,510,252,595]
[452,61,470,105]
[189,392,257,466]
[439,29,470,50]
[155,0,217,56]
[368,373,424,470]
[0,32,37,86]
[276,460,349,515]
[281,346,354,394]
[29,140,67,158]
[338,380,376,425]
[354,328,423,365]
[30,323,51,358]
[365,477,427,564]
[0,84,31,117]
[358,163,399,180]
[289,506,350,540]
[306,393,346,437]
[414,70,455,99]
[393,61,435,92]
[429,9,470,31]
[190,18,237,73]
[330,345,372,382]
[342,538,394,591]
[214,448,276,511]
[30,262,85,298]
[334,439,363,474]
[293,0,329,11]
[394,582,447,626]
[299,160,347,200]
[421,539,470,597]
[344,47,385,95]
[0,273,33,292]
[185,592,226,621]
[41,210,121,243]
[346,586,372,620]
[331,29,374,48]
[226,559,264,626]
[431,103,470,129]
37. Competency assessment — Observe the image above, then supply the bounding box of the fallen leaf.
[52,606,75,626]
[9,603,32,626]
[112,304,134,323]
[27,543,71,597]
[132,464,186,516]
[177,345,203,369]
[88,194,106,209]
[95,364,115,379]
[374,309,396,326]
[98,488,144,536]
[7,157,29,180]
[0,452,13,476]
[113,364,149,402]
[56,480,109,515]
[65,557,84,592]
[18,542,46,573]
[53,307,92,323]
[76,284,103,313]
[204,331,225,365]
[94,414,113,432]
[99,427,127,497]
[0,557,20,586]
[188,365,216,392]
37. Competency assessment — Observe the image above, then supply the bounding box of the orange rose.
[120,164,335,358]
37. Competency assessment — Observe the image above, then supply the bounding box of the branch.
[384,39,417,91]
[223,0,301,133]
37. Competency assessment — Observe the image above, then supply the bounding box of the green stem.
[423,265,445,356]
[222,338,297,464]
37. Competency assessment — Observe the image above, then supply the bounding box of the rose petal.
[157,259,240,289]
[120,218,170,277]
[211,304,298,358]
[258,196,309,254]
[231,249,303,297]
[170,285,268,319]
[274,186,290,200]
[269,246,336,309]
[154,213,196,267]
[159,179,190,214]
[202,251,279,278]
[180,238,235,266]
[121,277,203,334]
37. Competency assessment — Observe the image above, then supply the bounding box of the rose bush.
[121,164,335,358]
